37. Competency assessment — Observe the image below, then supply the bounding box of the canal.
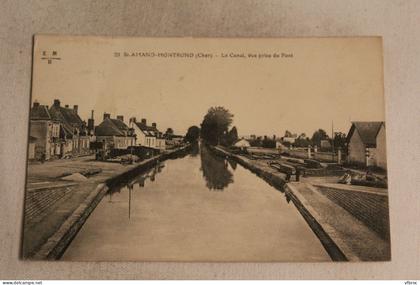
[62,144,331,261]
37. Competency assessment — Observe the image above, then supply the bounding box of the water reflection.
[189,142,199,157]
[128,183,133,219]
[109,144,236,197]
[108,162,165,197]
[228,159,237,170]
[113,161,166,218]
[200,145,233,191]
[285,192,291,204]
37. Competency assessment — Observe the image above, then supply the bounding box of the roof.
[347,121,384,147]
[95,118,131,137]
[134,122,160,137]
[234,138,251,146]
[110,119,129,132]
[49,105,83,128]
[30,104,51,120]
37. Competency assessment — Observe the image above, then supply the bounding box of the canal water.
[62,144,330,261]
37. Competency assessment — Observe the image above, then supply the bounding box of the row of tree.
[283,129,347,149]
[184,106,348,150]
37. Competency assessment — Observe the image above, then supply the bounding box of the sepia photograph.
[22,35,390,262]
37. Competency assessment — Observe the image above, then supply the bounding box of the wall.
[78,136,90,154]
[313,152,337,163]
[375,125,387,169]
[95,135,114,148]
[62,140,73,155]
[113,136,135,149]
[348,128,366,166]
[316,185,390,240]
[28,142,36,160]
[130,123,146,146]
[288,149,340,163]
[247,147,279,154]
[24,186,74,224]
[287,149,308,159]
[29,120,49,160]
[156,138,166,150]
[145,136,156,148]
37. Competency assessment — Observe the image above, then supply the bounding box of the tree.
[165,128,174,136]
[294,133,311,147]
[185,126,200,143]
[262,136,276,148]
[165,127,174,139]
[229,126,238,142]
[333,132,347,150]
[284,130,293,137]
[311,129,329,147]
[223,126,238,146]
[200,145,233,190]
[249,137,262,147]
[200,106,234,145]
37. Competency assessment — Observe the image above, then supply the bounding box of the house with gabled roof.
[95,113,135,149]
[233,138,251,148]
[346,121,387,169]
[29,101,61,160]
[49,99,90,156]
[129,117,166,150]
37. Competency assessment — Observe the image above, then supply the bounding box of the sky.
[32,36,385,138]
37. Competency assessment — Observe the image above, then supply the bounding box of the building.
[129,118,166,150]
[95,114,135,149]
[164,134,184,149]
[48,99,90,157]
[29,101,61,160]
[28,136,37,160]
[320,139,332,151]
[233,138,251,148]
[281,136,297,145]
[275,140,288,151]
[346,121,387,169]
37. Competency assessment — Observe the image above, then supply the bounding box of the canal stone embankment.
[209,146,287,190]
[313,183,390,241]
[211,145,391,261]
[25,145,191,260]
[24,183,76,224]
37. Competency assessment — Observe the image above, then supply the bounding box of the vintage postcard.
[23,35,390,261]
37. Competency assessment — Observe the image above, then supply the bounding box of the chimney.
[88,119,94,132]
[141,118,147,125]
[53,99,60,107]
[33,101,40,107]
[152,122,157,128]
[88,110,94,131]
[73,105,78,114]
[65,104,69,108]
[103,113,111,120]
[129,117,136,124]
[116,115,124,122]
